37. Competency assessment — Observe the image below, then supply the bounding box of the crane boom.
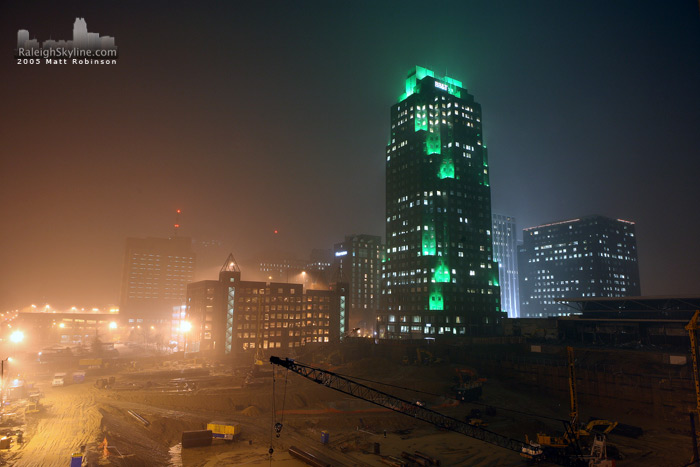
[269,356,526,454]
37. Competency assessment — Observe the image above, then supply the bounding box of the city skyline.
[16,17,117,52]
[1,1,699,310]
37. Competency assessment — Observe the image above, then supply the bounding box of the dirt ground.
[2,354,696,466]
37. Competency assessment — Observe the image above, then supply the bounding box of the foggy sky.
[1,1,699,310]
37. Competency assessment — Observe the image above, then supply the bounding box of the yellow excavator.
[532,347,617,450]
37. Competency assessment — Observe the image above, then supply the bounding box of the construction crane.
[685,310,700,466]
[567,346,579,439]
[533,348,610,447]
[529,346,582,454]
[269,356,596,466]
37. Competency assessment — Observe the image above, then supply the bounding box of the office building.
[186,254,348,357]
[492,214,520,318]
[519,215,641,317]
[119,236,196,327]
[377,66,503,339]
[333,234,382,336]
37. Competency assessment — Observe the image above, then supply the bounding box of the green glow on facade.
[434,261,450,283]
[422,230,436,256]
[415,109,428,132]
[400,66,436,103]
[429,287,444,311]
[438,158,455,179]
[426,133,441,154]
[444,75,463,88]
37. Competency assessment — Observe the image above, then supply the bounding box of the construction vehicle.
[453,367,484,402]
[52,373,67,387]
[529,347,582,453]
[528,346,622,464]
[270,356,601,465]
[579,419,618,437]
[587,433,615,466]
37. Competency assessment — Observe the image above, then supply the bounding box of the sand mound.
[242,406,261,417]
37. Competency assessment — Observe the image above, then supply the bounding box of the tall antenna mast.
[174,209,181,237]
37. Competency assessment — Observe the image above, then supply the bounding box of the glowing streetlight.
[9,331,24,343]
[59,323,65,328]
[109,322,118,330]
[180,321,192,355]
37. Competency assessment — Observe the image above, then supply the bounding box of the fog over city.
[0,2,699,466]
[2,1,699,310]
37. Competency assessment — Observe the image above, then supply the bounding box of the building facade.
[377,66,503,339]
[519,215,641,317]
[119,236,195,327]
[186,254,348,357]
[333,234,382,336]
[492,214,520,318]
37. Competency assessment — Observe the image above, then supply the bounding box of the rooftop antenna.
[174,209,181,237]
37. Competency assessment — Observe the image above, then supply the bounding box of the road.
[7,381,102,466]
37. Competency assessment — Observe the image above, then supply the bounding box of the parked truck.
[72,371,86,383]
[52,373,67,387]
[206,421,240,441]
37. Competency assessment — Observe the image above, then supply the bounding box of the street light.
[1,357,12,411]
[9,331,24,343]
[180,321,192,354]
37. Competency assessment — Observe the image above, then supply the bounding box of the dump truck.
[207,421,240,441]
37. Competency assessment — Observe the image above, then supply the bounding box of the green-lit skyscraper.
[377,66,503,339]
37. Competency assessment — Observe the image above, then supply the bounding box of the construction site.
[1,323,699,467]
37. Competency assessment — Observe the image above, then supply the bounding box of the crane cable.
[278,368,289,434]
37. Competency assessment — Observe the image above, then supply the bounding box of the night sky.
[1,1,699,310]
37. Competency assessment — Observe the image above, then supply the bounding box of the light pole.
[1,357,12,412]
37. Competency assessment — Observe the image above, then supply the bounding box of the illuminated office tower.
[519,215,641,317]
[492,214,520,318]
[333,234,382,336]
[378,66,503,339]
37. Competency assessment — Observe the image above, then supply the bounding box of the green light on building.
[444,75,463,88]
[415,109,428,132]
[438,158,455,179]
[400,66,436,103]
[426,133,441,154]
[422,230,436,256]
[434,261,450,283]
[429,287,444,311]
